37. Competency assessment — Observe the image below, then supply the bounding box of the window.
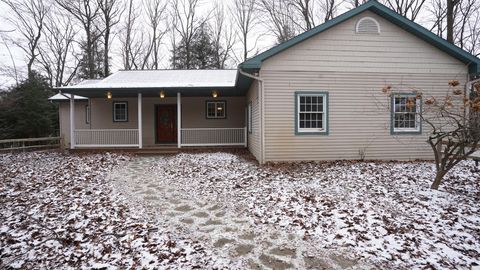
[85,104,90,124]
[392,94,421,134]
[295,92,328,135]
[206,101,226,119]
[113,102,128,122]
[247,102,252,133]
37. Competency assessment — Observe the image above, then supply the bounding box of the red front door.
[156,105,177,143]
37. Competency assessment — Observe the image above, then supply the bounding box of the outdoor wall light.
[107,91,112,99]
[160,90,165,98]
[212,91,218,98]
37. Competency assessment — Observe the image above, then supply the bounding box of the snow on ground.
[0,151,220,269]
[1,150,479,269]
[146,151,480,269]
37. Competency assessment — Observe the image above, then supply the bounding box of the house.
[53,0,480,164]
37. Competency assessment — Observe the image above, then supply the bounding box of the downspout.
[239,69,266,165]
[464,76,480,139]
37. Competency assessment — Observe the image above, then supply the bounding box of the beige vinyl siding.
[59,102,89,148]
[246,81,261,161]
[59,96,246,147]
[260,11,469,162]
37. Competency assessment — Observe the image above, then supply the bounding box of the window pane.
[216,102,225,117]
[317,103,323,112]
[297,95,327,131]
[114,103,127,121]
[393,96,419,130]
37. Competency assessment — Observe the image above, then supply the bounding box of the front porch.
[57,69,252,150]
[66,93,247,149]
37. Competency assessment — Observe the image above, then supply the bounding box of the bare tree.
[1,0,49,80]
[446,0,460,43]
[288,0,316,31]
[454,0,480,55]
[38,13,78,87]
[145,0,168,69]
[211,2,235,68]
[348,0,369,7]
[98,0,123,76]
[429,0,479,55]
[120,0,136,70]
[231,0,258,61]
[428,0,446,38]
[320,0,343,22]
[465,10,480,56]
[169,13,179,69]
[381,81,480,190]
[384,0,427,21]
[56,0,102,79]
[171,0,206,69]
[0,35,19,86]
[259,0,297,44]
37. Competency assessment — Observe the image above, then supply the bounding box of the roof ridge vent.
[356,17,380,34]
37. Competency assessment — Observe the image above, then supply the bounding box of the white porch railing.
[74,129,139,147]
[181,127,247,147]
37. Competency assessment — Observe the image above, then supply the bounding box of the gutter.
[239,69,266,165]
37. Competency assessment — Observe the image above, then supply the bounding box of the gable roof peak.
[240,0,480,75]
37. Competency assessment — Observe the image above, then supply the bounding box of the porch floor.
[70,145,246,155]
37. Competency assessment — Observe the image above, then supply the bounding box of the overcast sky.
[0,0,438,89]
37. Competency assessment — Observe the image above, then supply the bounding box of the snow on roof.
[77,79,102,85]
[48,93,88,101]
[60,70,238,89]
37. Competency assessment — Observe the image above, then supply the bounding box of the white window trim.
[297,93,327,133]
[113,102,128,122]
[85,104,90,124]
[392,95,421,133]
[206,101,226,119]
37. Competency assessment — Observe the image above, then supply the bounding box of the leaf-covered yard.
[139,151,480,269]
[1,150,479,269]
[0,152,218,269]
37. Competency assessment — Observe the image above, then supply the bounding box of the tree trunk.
[104,27,110,76]
[446,0,454,43]
[431,170,447,190]
[86,31,95,79]
[243,33,247,61]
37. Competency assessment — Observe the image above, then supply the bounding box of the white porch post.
[244,127,248,147]
[177,92,181,148]
[138,93,143,148]
[69,94,75,149]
